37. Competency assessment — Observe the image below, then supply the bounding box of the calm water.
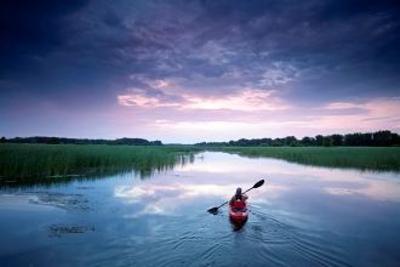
[1,152,400,267]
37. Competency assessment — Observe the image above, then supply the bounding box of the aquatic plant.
[0,144,199,181]
[217,146,400,172]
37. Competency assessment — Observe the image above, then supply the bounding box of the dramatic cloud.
[1,0,399,141]
[117,79,287,111]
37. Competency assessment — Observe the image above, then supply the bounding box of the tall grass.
[2,144,399,186]
[0,144,199,181]
[217,146,400,172]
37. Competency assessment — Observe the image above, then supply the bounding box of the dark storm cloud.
[0,0,89,73]
[1,0,399,105]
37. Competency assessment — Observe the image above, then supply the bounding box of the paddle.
[207,179,265,215]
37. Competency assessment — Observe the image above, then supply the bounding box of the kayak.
[229,202,248,224]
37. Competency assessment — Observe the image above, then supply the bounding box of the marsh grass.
[0,144,199,182]
[2,144,399,186]
[217,146,400,172]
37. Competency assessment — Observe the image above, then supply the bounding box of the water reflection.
[0,153,196,189]
[1,152,400,266]
[115,152,400,216]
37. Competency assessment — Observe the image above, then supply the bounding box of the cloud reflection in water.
[114,152,400,218]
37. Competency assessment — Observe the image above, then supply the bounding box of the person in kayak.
[229,187,248,211]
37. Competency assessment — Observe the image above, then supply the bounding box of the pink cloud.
[312,97,400,131]
[114,78,400,142]
[118,81,288,111]
[325,102,363,110]
[182,89,287,111]
[136,97,400,142]
[118,88,180,108]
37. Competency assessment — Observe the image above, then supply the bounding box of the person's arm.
[242,193,248,200]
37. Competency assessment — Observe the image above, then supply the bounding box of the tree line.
[1,130,399,147]
[195,130,400,147]
[0,136,163,146]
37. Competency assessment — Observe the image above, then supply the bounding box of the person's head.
[235,187,242,199]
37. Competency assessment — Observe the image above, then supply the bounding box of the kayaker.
[229,187,248,211]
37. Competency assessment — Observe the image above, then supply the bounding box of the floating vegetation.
[48,224,95,237]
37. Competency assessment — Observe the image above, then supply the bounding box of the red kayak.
[229,199,248,224]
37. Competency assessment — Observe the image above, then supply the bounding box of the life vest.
[230,198,246,210]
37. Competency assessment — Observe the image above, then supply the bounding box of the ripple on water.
[136,216,230,267]
[249,209,352,267]
[75,205,353,267]
[85,213,235,267]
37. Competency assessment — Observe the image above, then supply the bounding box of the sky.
[1,0,400,143]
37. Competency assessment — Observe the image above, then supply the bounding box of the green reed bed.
[217,146,400,172]
[0,144,199,180]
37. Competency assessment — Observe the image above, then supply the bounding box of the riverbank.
[215,146,400,172]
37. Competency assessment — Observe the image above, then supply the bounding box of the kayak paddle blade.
[207,207,219,215]
[253,179,265,189]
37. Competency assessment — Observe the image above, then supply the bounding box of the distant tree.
[259,138,272,146]
[322,136,333,147]
[0,137,6,143]
[195,142,207,146]
[237,138,249,146]
[360,133,373,146]
[372,130,392,146]
[331,134,343,146]
[393,133,400,146]
[150,140,162,146]
[344,133,363,146]
[207,131,399,147]
[4,136,163,146]
[301,137,313,146]
[315,135,323,146]
[48,137,60,144]
[284,136,298,146]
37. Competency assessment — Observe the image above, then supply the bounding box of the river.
[1,152,400,266]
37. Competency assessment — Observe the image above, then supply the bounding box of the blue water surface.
[1,152,400,266]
